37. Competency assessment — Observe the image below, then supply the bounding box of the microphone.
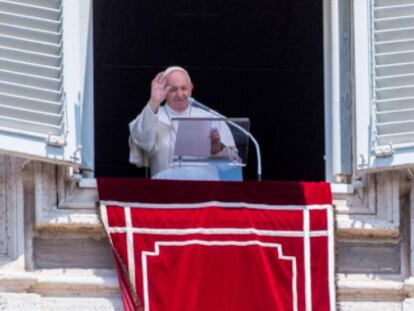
[189,97,262,181]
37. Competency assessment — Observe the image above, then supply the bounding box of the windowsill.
[79,178,354,194]
[330,183,354,194]
[79,178,97,188]
[45,178,354,228]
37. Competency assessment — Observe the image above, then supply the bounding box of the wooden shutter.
[0,0,80,164]
[355,0,414,172]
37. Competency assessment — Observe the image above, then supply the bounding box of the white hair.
[162,66,192,83]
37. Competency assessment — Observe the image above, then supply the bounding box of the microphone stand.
[190,98,262,181]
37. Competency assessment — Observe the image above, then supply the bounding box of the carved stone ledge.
[0,269,119,296]
[337,274,405,300]
[334,171,400,237]
[403,277,414,297]
[33,162,101,230]
[0,293,123,311]
[338,302,402,311]
[42,297,123,311]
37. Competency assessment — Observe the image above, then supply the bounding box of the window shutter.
[355,0,414,172]
[0,0,81,164]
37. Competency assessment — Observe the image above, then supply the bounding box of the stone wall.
[1,154,414,310]
[0,155,121,310]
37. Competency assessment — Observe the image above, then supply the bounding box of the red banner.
[98,178,335,311]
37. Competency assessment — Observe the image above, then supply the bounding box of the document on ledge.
[174,119,212,158]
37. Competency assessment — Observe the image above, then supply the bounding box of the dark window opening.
[93,0,324,181]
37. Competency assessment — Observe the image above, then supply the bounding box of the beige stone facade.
[2,154,414,309]
[0,156,121,310]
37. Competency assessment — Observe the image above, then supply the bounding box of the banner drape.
[98,178,335,311]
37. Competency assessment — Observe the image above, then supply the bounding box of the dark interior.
[93,0,325,181]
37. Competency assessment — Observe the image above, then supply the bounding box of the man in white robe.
[129,66,237,179]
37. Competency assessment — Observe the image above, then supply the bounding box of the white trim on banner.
[101,202,334,311]
[327,203,336,310]
[100,200,331,211]
[142,240,299,311]
[105,227,329,238]
[304,207,312,311]
[125,207,136,292]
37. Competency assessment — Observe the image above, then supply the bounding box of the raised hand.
[149,72,170,113]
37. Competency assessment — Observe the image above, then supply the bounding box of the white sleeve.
[212,120,239,160]
[219,122,236,147]
[129,103,159,152]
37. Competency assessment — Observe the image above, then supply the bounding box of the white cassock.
[129,101,237,179]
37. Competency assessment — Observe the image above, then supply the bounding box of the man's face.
[165,71,193,112]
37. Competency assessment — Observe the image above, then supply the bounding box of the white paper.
[174,119,212,158]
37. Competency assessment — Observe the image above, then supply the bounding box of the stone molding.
[334,171,400,237]
[34,163,100,229]
[0,269,119,296]
[0,156,25,271]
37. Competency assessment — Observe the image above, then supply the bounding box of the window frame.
[323,0,353,183]
[62,0,95,172]
[353,0,414,173]
[0,0,94,169]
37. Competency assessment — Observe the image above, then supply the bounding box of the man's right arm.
[129,103,159,153]
[129,71,170,152]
